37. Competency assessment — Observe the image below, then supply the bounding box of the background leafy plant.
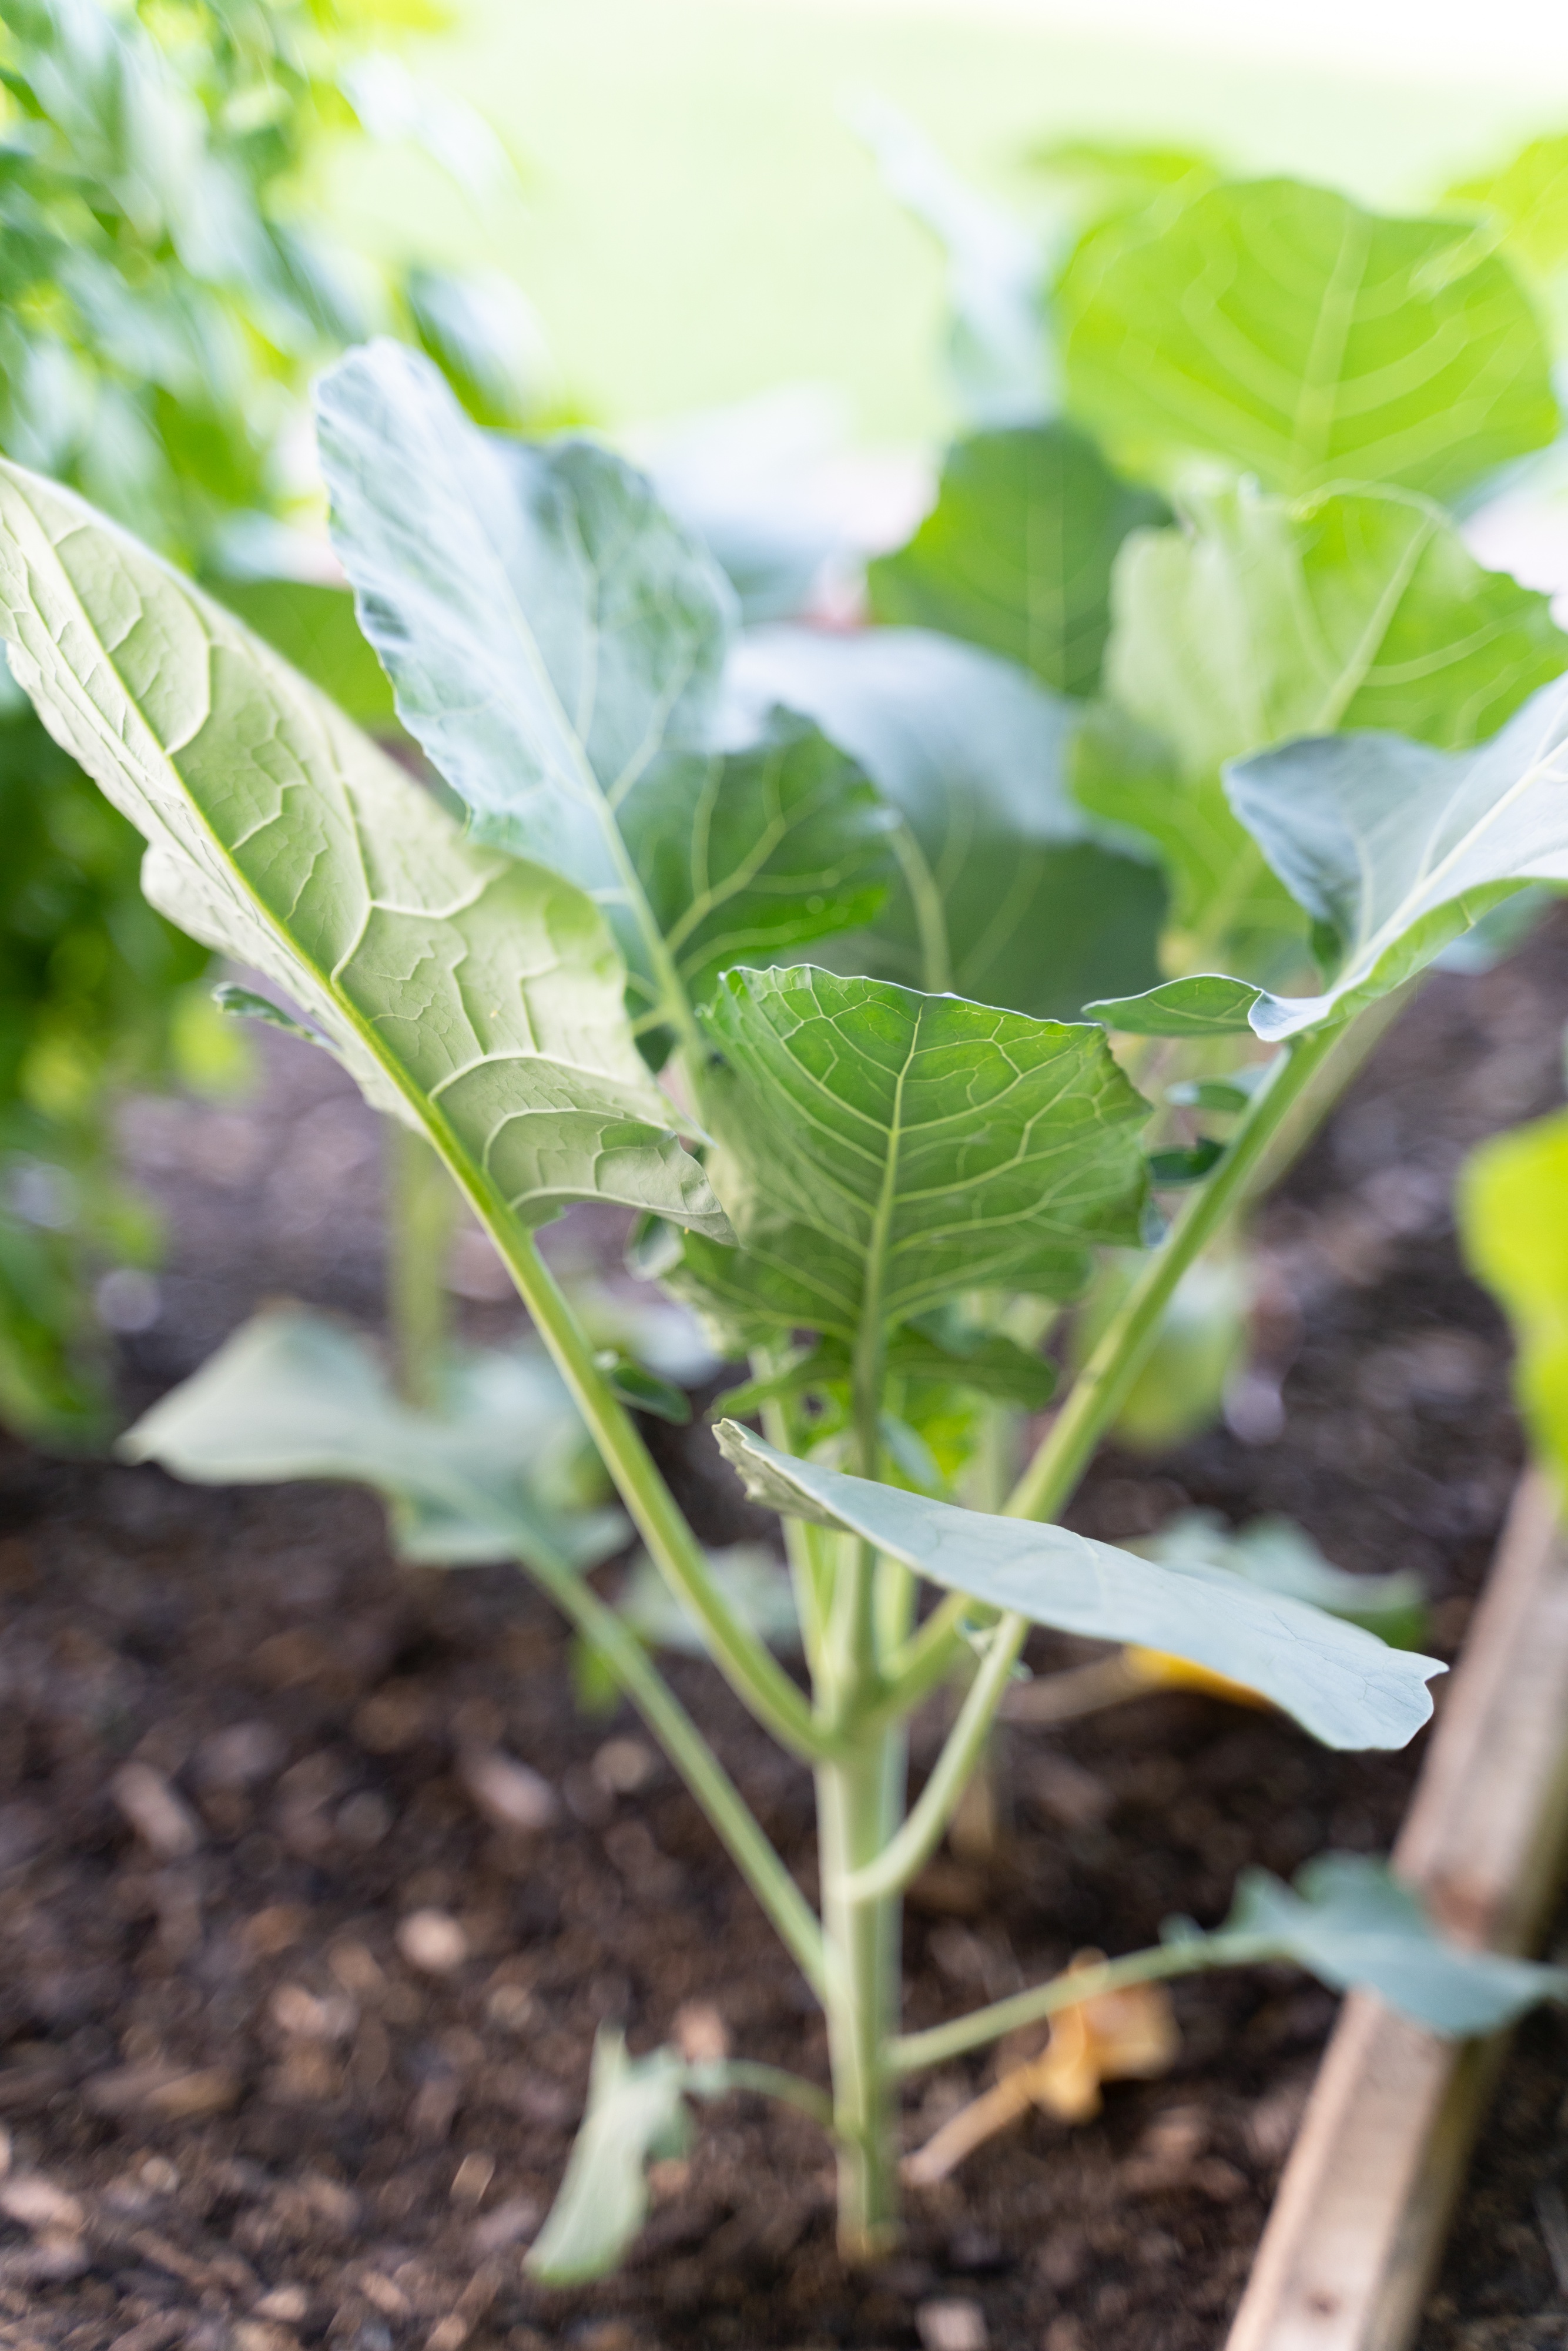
[0,0,535,1440]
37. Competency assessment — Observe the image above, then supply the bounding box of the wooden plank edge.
[1223,1469,1568,2351]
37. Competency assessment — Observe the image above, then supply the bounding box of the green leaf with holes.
[1060,178,1558,500]
[316,341,892,1039]
[866,423,1164,697]
[677,967,1150,1350]
[0,458,731,1239]
[715,1424,1442,1750]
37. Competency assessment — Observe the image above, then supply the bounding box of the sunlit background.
[330,0,1568,440]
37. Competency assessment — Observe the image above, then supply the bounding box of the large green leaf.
[1226,1856,1568,2034]
[715,1423,1441,1749]
[866,424,1164,697]
[1081,480,1568,948]
[1459,1106,1568,1489]
[1059,178,1559,501]
[316,342,890,1034]
[726,625,1164,1018]
[120,1306,624,1568]
[0,458,731,1237]
[678,967,1150,1348]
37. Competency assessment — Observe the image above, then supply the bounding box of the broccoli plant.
[9,147,1568,2272]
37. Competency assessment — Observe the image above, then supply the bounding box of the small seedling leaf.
[1227,1854,1568,2034]
[527,2030,692,2285]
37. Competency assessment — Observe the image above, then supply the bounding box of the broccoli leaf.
[1060,178,1558,500]
[715,1423,1442,1750]
[0,459,731,1238]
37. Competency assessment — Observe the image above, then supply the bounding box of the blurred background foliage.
[0,0,542,1442]
[6,0,1568,1452]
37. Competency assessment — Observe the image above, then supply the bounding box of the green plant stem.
[518,1527,827,2000]
[384,1120,458,1408]
[442,1163,826,1763]
[1008,1021,1343,1525]
[873,1023,1349,1864]
[816,1734,905,2257]
[889,1931,1268,2075]
[693,2060,833,2126]
[843,1622,1023,1901]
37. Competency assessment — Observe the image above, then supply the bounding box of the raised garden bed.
[2,902,1566,2351]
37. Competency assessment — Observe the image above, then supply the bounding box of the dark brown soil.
[4,917,1568,2351]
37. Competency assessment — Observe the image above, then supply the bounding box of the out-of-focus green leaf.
[1075,1254,1248,1453]
[867,426,1164,698]
[1146,1510,1427,1648]
[674,967,1150,1351]
[1460,1105,1568,1488]
[717,1320,1056,1416]
[638,386,850,624]
[120,1305,623,1569]
[1218,677,1568,1040]
[618,1542,802,1655]
[206,580,397,731]
[0,461,732,1238]
[715,1422,1442,1750]
[851,93,1051,427]
[726,625,1164,1020]
[1060,178,1559,501]
[1448,136,1568,288]
[527,2030,692,2285]
[1224,1855,1568,2034]
[1082,480,1568,956]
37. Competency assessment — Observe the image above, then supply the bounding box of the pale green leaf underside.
[866,422,1164,696]
[1085,974,1265,1037]
[527,2030,691,2286]
[686,966,1150,1345]
[1228,1856,1568,2034]
[1060,178,1559,500]
[0,458,730,1236]
[716,1424,1440,1749]
[317,339,731,899]
[726,624,1162,1019]
[1224,679,1568,1039]
[120,1307,625,1570]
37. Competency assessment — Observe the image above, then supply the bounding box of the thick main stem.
[817,1730,904,2258]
